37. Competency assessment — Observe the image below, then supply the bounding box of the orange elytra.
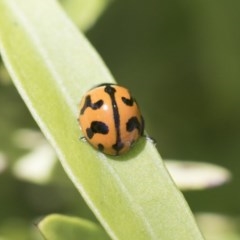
[78,83,144,155]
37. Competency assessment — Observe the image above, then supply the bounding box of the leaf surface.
[39,214,110,240]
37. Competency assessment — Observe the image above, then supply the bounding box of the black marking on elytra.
[112,141,124,152]
[86,121,109,139]
[126,116,143,135]
[122,96,134,106]
[104,84,116,95]
[98,144,104,152]
[104,84,124,155]
[80,95,103,115]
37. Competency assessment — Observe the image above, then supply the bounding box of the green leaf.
[39,214,110,240]
[59,0,112,31]
[0,0,204,239]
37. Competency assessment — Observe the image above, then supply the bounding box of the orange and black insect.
[78,83,144,155]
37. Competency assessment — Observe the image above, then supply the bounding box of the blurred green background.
[0,0,240,239]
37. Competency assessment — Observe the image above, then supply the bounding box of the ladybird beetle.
[78,83,144,155]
